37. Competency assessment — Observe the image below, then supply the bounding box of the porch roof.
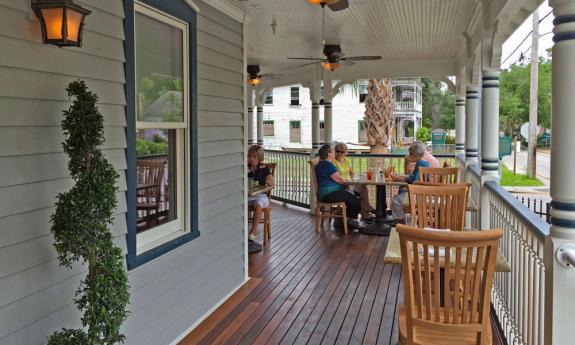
[220,0,543,86]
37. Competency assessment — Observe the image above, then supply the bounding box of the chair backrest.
[308,159,320,198]
[419,167,459,184]
[408,184,468,231]
[396,224,502,344]
[136,159,166,200]
[265,162,277,198]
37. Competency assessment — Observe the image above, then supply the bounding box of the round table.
[341,178,407,235]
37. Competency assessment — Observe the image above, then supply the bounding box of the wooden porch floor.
[180,204,505,345]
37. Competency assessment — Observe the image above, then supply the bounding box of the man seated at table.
[390,141,439,221]
[332,142,375,220]
[315,144,361,228]
[248,145,274,246]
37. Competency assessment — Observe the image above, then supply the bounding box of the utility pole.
[527,9,539,178]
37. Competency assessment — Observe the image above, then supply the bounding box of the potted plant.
[48,81,130,345]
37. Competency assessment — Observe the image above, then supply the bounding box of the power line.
[506,31,553,66]
[501,10,553,65]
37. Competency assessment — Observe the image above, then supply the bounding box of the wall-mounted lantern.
[31,0,91,47]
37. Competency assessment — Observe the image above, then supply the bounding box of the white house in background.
[259,79,423,149]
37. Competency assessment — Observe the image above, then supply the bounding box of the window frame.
[265,90,274,105]
[124,0,199,270]
[290,87,300,106]
[263,120,274,137]
[289,120,301,143]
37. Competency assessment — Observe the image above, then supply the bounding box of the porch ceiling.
[227,0,542,87]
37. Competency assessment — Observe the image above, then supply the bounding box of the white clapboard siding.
[0,98,126,127]
[198,110,243,127]
[0,1,247,344]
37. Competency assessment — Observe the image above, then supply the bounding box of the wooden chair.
[248,162,276,245]
[396,224,502,345]
[309,160,348,234]
[419,167,459,184]
[407,184,468,231]
[136,159,166,228]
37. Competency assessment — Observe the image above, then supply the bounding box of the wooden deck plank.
[182,204,507,345]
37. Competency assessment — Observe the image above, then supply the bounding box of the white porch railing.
[395,101,422,112]
[484,181,549,345]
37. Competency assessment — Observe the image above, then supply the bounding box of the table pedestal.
[356,184,396,235]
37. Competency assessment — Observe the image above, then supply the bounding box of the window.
[125,0,198,269]
[359,82,368,103]
[290,120,301,143]
[263,120,274,136]
[319,120,325,143]
[358,120,368,143]
[265,90,273,105]
[290,87,300,106]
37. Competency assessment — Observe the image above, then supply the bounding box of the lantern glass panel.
[66,9,84,42]
[41,8,64,40]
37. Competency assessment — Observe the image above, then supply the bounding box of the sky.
[500,1,554,69]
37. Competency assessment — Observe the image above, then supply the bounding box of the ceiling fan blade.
[342,56,382,61]
[339,60,355,66]
[328,0,349,12]
[329,51,345,59]
[260,74,283,80]
[287,57,325,61]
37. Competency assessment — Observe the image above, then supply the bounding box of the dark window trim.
[124,0,199,270]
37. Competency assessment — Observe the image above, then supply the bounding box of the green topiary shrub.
[48,81,130,345]
[416,127,431,142]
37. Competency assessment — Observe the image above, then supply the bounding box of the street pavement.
[502,149,551,203]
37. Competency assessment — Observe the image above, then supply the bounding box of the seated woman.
[315,144,361,226]
[390,141,434,221]
[247,145,274,245]
[332,142,374,220]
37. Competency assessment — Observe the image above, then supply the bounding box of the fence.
[485,181,549,345]
[515,196,551,224]
[264,149,455,208]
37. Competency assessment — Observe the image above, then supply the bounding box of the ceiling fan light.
[308,0,339,5]
[247,78,261,85]
[322,62,340,71]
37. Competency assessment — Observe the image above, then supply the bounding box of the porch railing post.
[465,86,480,166]
[545,1,575,344]
[480,70,500,230]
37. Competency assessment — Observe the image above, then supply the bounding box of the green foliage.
[416,127,431,142]
[499,57,552,137]
[49,81,130,345]
[422,79,456,130]
[136,138,168,156]
[500,164,544,187]
[138,75,183,110]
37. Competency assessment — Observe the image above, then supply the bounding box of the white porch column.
[479,70,500,230]
[256,104,264,145]
[247,87,254,145]
[465,86,480,165]
[310,80,321,151]
[545,1,575,344]
[323,71,333,144]
[455,96,466,155]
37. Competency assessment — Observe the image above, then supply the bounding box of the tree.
[364,79,395,154]
[48,81,130,345]
[421,78,456,130]
[499,55,552,138]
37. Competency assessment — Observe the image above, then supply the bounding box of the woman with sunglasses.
[332,142,375,220]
